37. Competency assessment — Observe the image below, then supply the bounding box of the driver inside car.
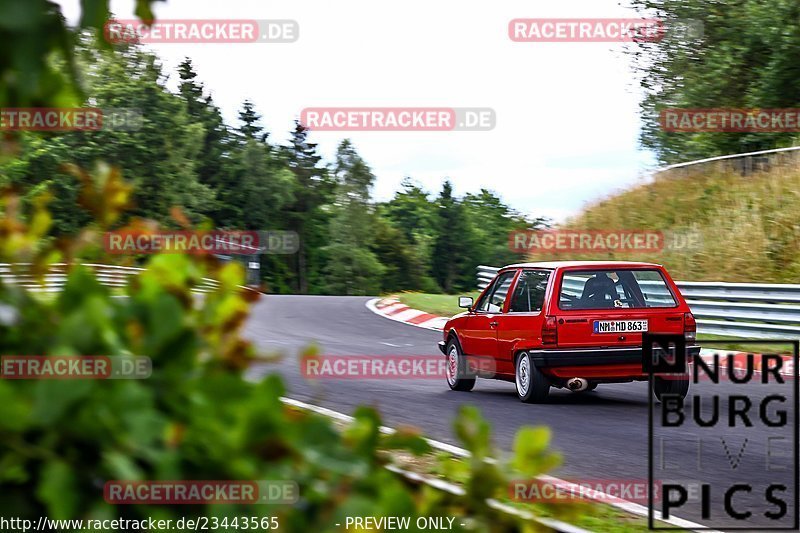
[581,272,618,304]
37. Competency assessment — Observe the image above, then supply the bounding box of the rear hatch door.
[554,268,684,348]
[555,309,684,348]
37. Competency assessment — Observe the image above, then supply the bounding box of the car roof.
[500,260,663,270]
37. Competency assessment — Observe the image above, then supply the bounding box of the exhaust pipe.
[567,377,589,392]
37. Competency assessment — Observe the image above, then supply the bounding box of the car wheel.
[445,339,475,392]
[515,351,550,403]
[653,373,690,402]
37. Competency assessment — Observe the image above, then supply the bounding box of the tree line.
[1,37,543,295]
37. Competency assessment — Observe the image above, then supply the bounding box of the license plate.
[593,319,648,333]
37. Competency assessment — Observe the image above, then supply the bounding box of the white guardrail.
[477,265,800,340]
[0,263,220,294]
[655,144,800,174]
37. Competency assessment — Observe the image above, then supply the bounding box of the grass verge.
[385,449,679,533]
[295,402,675,533]
[396,291,481,317]
[696,334,795,355]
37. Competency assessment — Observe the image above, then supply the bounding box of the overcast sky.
[57,0,659,222]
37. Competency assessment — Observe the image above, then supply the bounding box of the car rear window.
[558,269,677,310]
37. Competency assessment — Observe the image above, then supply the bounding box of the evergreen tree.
[237,100,266,142]
[380,178,439,290]
[282,121,333,293]
[322,140,385,294]
[463,189,546,267]
[177,58,230,220]
[431,181,476,293]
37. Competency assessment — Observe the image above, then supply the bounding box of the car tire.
[515,351,550,403]
[445,338,475,392]
[653,373,690,402]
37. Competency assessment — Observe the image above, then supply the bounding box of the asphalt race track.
[244,295,798,529]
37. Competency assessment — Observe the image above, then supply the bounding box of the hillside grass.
[535,163,800,282]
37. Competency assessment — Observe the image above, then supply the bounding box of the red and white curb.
[367,296,448,331]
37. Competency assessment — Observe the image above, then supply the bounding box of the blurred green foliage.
[0,182,562,531]
[0,0,160,108]
[631,0,800,163]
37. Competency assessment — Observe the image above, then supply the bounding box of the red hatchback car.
[439,261,699,403]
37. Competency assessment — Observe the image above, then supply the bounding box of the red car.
[439,261,699,403]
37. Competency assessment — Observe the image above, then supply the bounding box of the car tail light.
[684,312,697,343]
[542,316,558,346]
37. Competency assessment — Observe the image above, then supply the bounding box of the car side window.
[509,270,550,313]
[477,271,515,313]
[472,280,495,312]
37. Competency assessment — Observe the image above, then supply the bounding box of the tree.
[630,0,800,163]
[207,100,281,228]
[371,216,432,292]
[178,58,230,212]
[322,140,385,294]
[0,0,161,111]
[380,178,440,290]
[237,100,267,142]
[431,181,477,293]
[281,121,333,293]
[463,189,545,267]
[382,177,438,244]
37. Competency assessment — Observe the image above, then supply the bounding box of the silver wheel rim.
[516,354,530,396]
[447,346,458,386]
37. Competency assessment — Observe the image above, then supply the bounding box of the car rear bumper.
[438,341,447,354]
[529,345,701,368]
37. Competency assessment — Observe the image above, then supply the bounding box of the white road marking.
[280,397,720,532]
[384,464,592,533]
